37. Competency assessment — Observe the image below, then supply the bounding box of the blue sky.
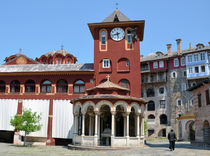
[0,0,209,64]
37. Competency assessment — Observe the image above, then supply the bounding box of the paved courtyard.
[0,140,209,156]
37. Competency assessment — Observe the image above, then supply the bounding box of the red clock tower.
[88,9,145,98]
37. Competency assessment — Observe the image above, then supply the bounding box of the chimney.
[167,44,172,56]
[189,43,192,50]
[176,39,181,55]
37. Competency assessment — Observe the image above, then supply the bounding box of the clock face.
[110,27,125,41]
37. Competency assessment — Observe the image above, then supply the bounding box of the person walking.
[168,129,177,151]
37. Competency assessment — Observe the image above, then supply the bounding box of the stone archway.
[84,106,95,136]
[99,105,111,146]
[129,107,136,137]
[115,105,125,137]
[203,120,210,143]
[189,121,195,141]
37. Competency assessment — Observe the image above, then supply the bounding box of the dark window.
[159,87,164,94]
[201,66,205,72]
[10,80,20,93]
[56,79,68,93]
[127,30,132,44]
[25,80,35,93]
[160,100,166,109]
[148,114,155,119]
[183,71,186,76]
[147,101,155,111]
[178,100,182,106]
[159,73,164,81]
[148,129,155,137]
[147,88,155,97]
[205,90,210,105]
[198,93,202,107]
[101,30,106,45]
[150,74,154,82]
[195,66,199,73]
[74,80,85,94]
[119,79,129,89]
[141,88,144,97]
[40,80,52,93]
[173,72,176,78]
[0,80,6,93]
[160,114,167,125]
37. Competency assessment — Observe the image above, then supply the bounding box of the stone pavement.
[0,140,209,156]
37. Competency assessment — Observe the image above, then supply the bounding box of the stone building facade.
[141,40,210,140]
[188,79,210,145]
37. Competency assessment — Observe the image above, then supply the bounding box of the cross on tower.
[116,3,118,9]
[19,48,22,53]
[106,75,110,81]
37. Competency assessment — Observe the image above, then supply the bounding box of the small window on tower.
[127,30,132,44]
[101,30,106,45]
[102,59,110,68]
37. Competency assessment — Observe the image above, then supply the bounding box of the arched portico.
[71,79,147,147]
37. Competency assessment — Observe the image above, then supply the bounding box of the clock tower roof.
[103,9,130,23]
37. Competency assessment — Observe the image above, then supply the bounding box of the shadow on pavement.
[145,142,210,151]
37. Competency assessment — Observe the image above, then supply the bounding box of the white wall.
[52,100,73,139]
[22,99,49,137]
[0,99,18,131]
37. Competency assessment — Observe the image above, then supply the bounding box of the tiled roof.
[141,45,210,62]
[71,94,147,104]
[44,50,72,57]
[103,9,130,22]
[0,63,94,73]
[87,80,129,91]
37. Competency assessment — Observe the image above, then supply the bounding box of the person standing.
[168,129,177,151]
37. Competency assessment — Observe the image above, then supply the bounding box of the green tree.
[144,119,148,137]
[10,108,42,146]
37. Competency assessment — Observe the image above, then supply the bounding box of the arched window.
[74,80,85,94]
[40,80,52,93]
[0,80,6,93]
[127,29,132,44]
[147,88,155,97]
[159,87,164,94]
[147,101,155,111]
[119,79,129,89]
[101,30,106,45]
[10,80,20,93]
[100,79,107,84]
[25,80,35,93]
[56,79,68,93]
[160,114,167,125]
[148,114,155,119]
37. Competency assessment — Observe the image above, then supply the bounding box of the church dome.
[36,48,77,64]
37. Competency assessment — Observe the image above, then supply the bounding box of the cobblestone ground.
[0,140,209,156]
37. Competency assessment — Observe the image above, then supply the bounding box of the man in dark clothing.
[168,129,177,151]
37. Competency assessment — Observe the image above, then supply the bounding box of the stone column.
[140,114,144,138]
[123,113,126,136]
[74,113,78,135]
[94,111,99,146]
[82,113,85,136]
[111,111,116,147]
[126,112,130,146]
[136,113,140,137]
[81,112,85,145]
[89,114,92,136]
